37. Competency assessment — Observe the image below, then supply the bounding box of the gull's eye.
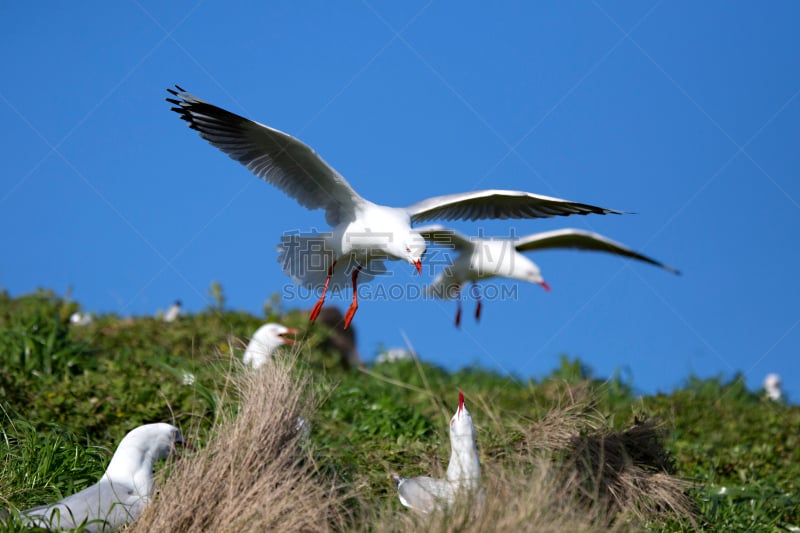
[405,246,411,253]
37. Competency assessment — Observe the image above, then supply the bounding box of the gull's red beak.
[539,281,551,292]
[279,328,299,345]
[457,391,465,418]
[414,259,422,275]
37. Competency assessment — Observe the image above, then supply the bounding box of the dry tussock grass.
[130,351,345,532]
[562,419,695,525]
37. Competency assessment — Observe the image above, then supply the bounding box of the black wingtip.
[169,106,188,118]
[166,85,188,99]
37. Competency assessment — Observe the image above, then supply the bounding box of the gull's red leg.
[474,283,482,322]
[453,283,462,328]
[309,261,336,323]
[343,264,363,330]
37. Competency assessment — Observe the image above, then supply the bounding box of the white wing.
[394,476,454,514]
[22,479,142,532]
[167,86,364,226]
[406,189,622,223]
[514,228,680,274]
[414,224,475,252]
[425,269,464,299]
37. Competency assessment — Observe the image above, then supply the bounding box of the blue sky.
[2,2,798,401]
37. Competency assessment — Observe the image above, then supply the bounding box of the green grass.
[0,288,798,531]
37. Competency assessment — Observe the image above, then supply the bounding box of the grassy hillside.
[0,289,798,531]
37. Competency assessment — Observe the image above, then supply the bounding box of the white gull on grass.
[764,373,783,401]
[393,391,480,513]
[241,323,307,436]
[167,86,622,329]
[70,312,93,326]
[242,323,299,369]
[21,423,187,532]
[376,347,414,364]
[417,225,680,326]
[162,300,182,323]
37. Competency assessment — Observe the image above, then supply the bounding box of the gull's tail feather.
[425,271,461,300]
[277,232,386,291]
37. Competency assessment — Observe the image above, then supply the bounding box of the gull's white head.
[388,231,426,275]
[104,423,186,491]
[509,254,551,292]
[764,373,783,401]
[117,423,185,460]
[449,391,475,441]
[243,323,298,369]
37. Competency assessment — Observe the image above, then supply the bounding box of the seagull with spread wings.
[167,86,621,328]
[417,225,680,326]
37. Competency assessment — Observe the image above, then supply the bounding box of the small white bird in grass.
[242,323,299,369]
[163,300,182,323]
[70,312,93,326]
[417,225,680,326]
[393,391,480,513]
[376,348,414,364]
[764,373,783,401]
[22,423,187,532]
[167,86,622,329]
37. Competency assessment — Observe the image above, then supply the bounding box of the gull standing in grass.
[167,86,622,329]
[242,323,299,369]
[241,323,307,436]
[393,392,480,513]
[162,300,182,323]
[417,225,680,326]
[70,312,93,326]
[21,423,187,532]
[764,373,783,401]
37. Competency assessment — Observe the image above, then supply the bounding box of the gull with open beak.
[242,323,299,369]
[393,392,480,513]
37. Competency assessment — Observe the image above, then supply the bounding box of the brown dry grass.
[130,351,345,532]
[562,418,695,524]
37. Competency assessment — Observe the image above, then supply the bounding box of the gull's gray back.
[23,478,143,532]
[395,476,455,514]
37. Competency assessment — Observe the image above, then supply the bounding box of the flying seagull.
[417,225,679,326]
[167,86,621,328]
[21,423,187,532]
